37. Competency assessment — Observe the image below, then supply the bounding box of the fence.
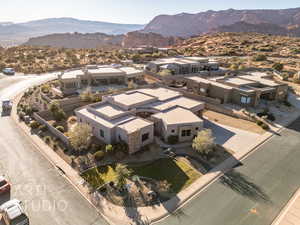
[33,112,70,146]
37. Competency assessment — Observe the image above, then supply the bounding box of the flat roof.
[118,118,153,133]
[119,67,142,75]
[187,76,233,90]
[112,92,156,107]
[241,75,280,87]
[92,102,127,119]
[62,70,83,79]
[151,96,204,111]
[137,88,181,101]
[77,107,134,128]
[187,76,211,84]
[221,77,257,87]
[88,67,124,74]
[153,107,203,125]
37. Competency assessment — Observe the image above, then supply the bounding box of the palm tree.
[115,164,133,189]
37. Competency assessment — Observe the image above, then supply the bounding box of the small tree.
[115,164,133,189]
[192,129,215,156]
[49,101,66,121]
[69,124,92,152]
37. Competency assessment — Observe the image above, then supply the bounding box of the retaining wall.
[33,112,70,146]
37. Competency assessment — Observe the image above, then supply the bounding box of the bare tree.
[68,124,92,151]
[192,129,215,156]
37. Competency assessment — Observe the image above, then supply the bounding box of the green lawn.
[81,158,201,193]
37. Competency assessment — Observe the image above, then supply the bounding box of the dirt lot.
[203,110,265,134]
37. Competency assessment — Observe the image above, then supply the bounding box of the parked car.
[0,176,11,194]
[2,68,15,75]
[0,199,29,225]
[2,100,12,114]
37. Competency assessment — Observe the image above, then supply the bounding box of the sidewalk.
[11,93,300,225]
[272,189,300,225]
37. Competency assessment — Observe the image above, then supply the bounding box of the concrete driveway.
[204,120,261,152]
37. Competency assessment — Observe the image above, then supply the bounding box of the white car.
[2,68,15,75]
[0,199,29,225]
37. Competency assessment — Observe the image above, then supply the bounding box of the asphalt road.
[0,76,108,225]
[156,118,300,225]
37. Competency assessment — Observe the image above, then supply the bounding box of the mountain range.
[3,7,300,48]
[143,7,300,37]
[0,18,144,46]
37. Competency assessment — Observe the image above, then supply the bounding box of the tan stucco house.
[146,57,220,75]
[58,65,143,95]
[186,72,288,107]
[75,87,205,154]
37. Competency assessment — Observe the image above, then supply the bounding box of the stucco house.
[58,65,143,95]
[186,72,288,107]
[75,87,205,154]
[145,57,220,75]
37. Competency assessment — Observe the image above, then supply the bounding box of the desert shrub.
[94,151,105,162]
[113,141,129,154]
[261,123,270,130]
[53,143,58,151]
[56,126,65,133]
[18,111,26,121]
[41,84,51,94]
[256,120,263,126]
[293,73,300,84]
[38,124,48,132]
[167,135,179,145]
[272,63,284,71]
[29,121,40,129]
[44,136,51,144]
[252,54,267,61]
[105,144,114,154]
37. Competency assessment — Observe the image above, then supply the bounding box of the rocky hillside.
[24,33,124,49]
[144,8,300,37]
[122,31,182,48]
[174,32,300,58]
[23,31,181,49]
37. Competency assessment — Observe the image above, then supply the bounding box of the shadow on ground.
[204,120,235,145]
[219,169,271,204]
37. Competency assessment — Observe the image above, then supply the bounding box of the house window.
[241,96,251,104]
[142,133,149,142]
[100,129,105,138]
[195,127,199,130]
[181,130,192,137]
[171,129,175,133]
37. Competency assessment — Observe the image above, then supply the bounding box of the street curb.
[151,117,299,224]
[11,93,114,225]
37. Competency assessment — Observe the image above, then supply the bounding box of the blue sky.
[1,0,299,24]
